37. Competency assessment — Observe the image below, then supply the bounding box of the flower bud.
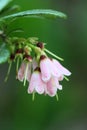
[23,54,32,62]
[16,48,23,54]
[34,67,41,72]
[40,55,46,61]
[37,42,44,49]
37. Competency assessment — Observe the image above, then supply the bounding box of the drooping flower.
[52,59,71,80]
[40,55,51,82]
[40,55,71,83]
[17,62,26,82]
[17,61,31,82]
[45,76,62,97]
[46,76,59,97]
[28,67,46,94]
[17,54,32,84]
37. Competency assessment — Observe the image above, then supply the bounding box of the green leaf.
[0,43,10,64]
[0,9,67,20]
[0,0,12,12]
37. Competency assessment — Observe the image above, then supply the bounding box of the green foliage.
[0,43,10,64]
[0,0,12,12]
[1,9,67,20]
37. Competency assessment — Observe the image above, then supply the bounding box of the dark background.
[0,0,87,130]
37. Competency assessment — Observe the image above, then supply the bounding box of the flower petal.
[26,63,31,81]
[47,76,58,97]
[53,59,71,76]
[17,62,26,81]
[40,58,51,82]
[50,59,61,77]
[28,71,45,94]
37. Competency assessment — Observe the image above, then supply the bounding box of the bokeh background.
[0,0,87,130]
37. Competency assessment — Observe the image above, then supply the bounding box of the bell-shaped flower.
[46,76,62,97]
[40,55,63,83]
[52,59,71,80]
[28,67,46,94]
[17,62,26,82]
[40,55,52,82]
[17,61,31,82]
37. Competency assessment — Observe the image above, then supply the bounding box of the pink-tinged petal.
[17,62,26,81]
[28,71,37,93]
[44,84,48,95]
[50,59,61,78]
[26,63,31,81]
[28,71,45,94]
[47,76,58,97]
[53,59,71,76]
[40,58,51,82]
[35,73,45,94]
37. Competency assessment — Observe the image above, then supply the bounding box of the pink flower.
[40,56,51,82]
[46,76,62,97]
[17,62,26,81]
[52,59,71,80]
[17,62,31,82]
[40,56,60,83]
[28,68,46,94]
[18,55,71,98]
[40,55,71,82]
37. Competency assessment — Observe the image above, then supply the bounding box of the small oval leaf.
[1,9,67,20]
[0,43,10,64]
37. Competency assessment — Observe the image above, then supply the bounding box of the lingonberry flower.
[40,55,51,82]
[52,59,71,80]
[17,61,31,82]
[38,55,71,98]
[46,76,62,97]
[28,67,46,94]
[40,55,70,83]
[17,62,26,81]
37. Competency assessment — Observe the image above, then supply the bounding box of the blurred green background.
[0,0,87,130]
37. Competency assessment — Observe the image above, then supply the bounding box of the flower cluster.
[15,40,71,98]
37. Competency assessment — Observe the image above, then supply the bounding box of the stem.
[28,43,35,49]
[32,92,35,101]
[16,57,20,75]
[56,93,59,101]
[28,43,42,54]
[44,48,64,61]
[5,61,12,82]
[64,76,69,81]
